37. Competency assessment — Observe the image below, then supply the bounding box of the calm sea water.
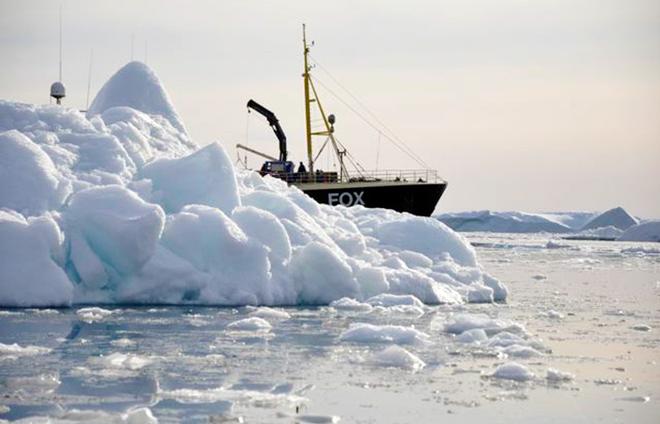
[1,234,658,423]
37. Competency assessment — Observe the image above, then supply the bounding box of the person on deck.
[298,161,307,173]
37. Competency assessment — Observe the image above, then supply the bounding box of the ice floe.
[491,362,535,381]
[226,317,273,332]
[339,323,430,345]
[618,220,660,242]
[371,345,426,371]
[0,342,51,359]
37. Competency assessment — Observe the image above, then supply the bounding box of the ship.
[236,25,447,217]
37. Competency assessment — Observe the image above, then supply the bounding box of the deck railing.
[262,169,444,185]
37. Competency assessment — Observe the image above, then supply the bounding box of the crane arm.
[247,99,288,161]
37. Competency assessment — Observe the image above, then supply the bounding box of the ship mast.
[303,24,314,173]
[302,24,349,181]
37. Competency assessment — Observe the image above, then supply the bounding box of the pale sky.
[2,0,659,217]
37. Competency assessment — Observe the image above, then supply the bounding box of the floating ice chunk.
[330,297,373,312]
[0,130,71,216]
[0,342,51,359]
[352,265,389,299]
[226,317,272,332]
[546,240,570,249]
[465,284,494,303]
[444,314,522,336]
[339,323,430,345]
[372,345,426,372]
[88,61,188,135]
[140,143,240,214]
[294,415,341,423]
[110,338,136,347]
[247,306,291,320]
[0,210,73,307]
[436,210,577,233]
[546,368,575,382]
[532,274,547,281]
[501,345,544,358]
[543,310,563,319]
[159,385,307,407]
[492,362,535,381]
[76,307,113,322]
[2,373,60,396]
[366,294,424,308]
[455,329,488,344]
[91,352,153,370]
[11,406,158,423]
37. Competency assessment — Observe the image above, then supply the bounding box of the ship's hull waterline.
[296,181,447,217]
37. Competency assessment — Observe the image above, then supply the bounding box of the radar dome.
[50,81,66,103]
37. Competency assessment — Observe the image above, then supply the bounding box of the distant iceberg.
[618,221,660,243]
[0,61,506,307]
[579,207,638,232]
[435,210,593,233]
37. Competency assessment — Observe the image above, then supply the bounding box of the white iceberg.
[0,61,506,308]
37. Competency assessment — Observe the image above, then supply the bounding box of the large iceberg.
[0,61,505,307]
[579,206,638,231]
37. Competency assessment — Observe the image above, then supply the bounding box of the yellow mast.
[302,24,349,181]
[303,24,314,173]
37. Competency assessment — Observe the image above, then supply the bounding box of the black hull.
[298,181,447,217]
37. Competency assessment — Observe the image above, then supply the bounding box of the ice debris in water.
[492,362,535,382]
[0,342,51,359]
[9,407,157,424]
[246,306,291,320]
[0,61,506,308]
[226,317,273,332]
[546,368,575,382]
[371,345,426,372]
[339,323,430,345]
[330,297,374,312]
[76,307,114,322]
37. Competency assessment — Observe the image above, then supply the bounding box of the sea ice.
[492,362,535,382]
[329,298,374,312]
[0,61,506,308]
[0,342,51,359]
[339,323,430,345]
[226,317,273,332]
[618,220,660,242]
[371,345,426,371]
[546,368,575,382]
[580,207,638,231]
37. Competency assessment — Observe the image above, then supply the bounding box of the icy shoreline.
[0,61,505,307]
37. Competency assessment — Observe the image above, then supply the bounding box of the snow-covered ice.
[618,220,660,242]
[491,362,535,382]
[339,323,430,345]
[371,345,426,371]
[0,61,504,308]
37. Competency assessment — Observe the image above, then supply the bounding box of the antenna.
[50,3,66,105]
[58,4,62,81]
[86,49,93,110]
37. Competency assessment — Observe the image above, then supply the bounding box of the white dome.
[50,81,66,99]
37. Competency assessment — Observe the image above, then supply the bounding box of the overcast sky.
[2,0,659,217]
